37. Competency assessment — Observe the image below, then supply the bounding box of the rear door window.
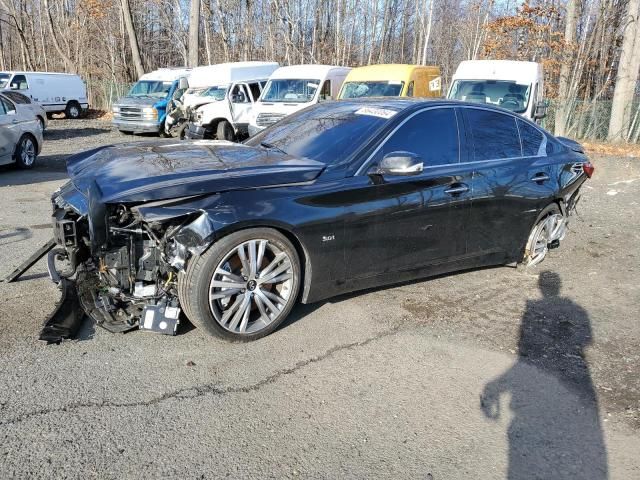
[378,107,460,166]
[465,108,521,161]
[517,119,547,157]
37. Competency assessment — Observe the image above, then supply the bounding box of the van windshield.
[199,85,228,101]
[261,79,320,103]
[340,81,404,98]
[448,80,531,113]
[0,73,10,89]
[128,80,173,98]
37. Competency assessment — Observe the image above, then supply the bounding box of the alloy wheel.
[524,213,565,267]
[20,138,36,166]
[208,239,295,334]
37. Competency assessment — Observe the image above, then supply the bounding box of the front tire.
[179,228,301,341]
[216,120,235,141]
[14,134,37,169]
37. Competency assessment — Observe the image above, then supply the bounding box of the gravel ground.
[0,119,639,479]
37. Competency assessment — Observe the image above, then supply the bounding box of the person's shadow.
[481,271,608,479]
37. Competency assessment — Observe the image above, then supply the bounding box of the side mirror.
[9,84,19,90]
[370,152,423,177]
[533,100,548,120]
[178,77,189,90]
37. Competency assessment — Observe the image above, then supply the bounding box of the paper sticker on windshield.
[388,80,403,85]
[355,107,397,119]
[307,83,319,89]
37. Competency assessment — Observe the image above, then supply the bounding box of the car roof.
[335,97,525,116]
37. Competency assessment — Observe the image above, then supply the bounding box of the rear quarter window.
[517,119,547,157]
[465,108,522,161]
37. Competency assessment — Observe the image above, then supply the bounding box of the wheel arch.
[13,131,38,157]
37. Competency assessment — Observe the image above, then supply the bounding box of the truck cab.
[447,60,546,121]
[248,65,351,136]
[112,68,191,135]
[185,62,279,141]
[337,64,442,99]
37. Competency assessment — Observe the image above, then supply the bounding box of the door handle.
[444,184,469,195]
[531,173,550,182]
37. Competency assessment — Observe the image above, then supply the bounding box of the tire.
[522,203,565,268]
[178,228,301,341]
[65,101,81,119]
[14,134,37,169]
[216,120,235,141]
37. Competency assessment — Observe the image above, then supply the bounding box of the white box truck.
[0,71,88,119]
[185,61,279,141]
[446,60,547,121]
[248,64,351,136]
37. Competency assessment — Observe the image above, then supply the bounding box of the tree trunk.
[120,0,145,78]
[608,0,640,142]
[555,0,580,136]
[188,0,200,67]
[421,0,434,65]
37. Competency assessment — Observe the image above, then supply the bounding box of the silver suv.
[0,92,43,169]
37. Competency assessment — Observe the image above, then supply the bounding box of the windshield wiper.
[260,142,288,155]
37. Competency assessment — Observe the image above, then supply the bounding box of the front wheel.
[65,101,82,119]
[522,204,566,267]
[216,120,235,141]
[179,228,301,341]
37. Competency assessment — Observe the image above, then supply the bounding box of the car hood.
[66,140,325,203]
[114,96,162,108]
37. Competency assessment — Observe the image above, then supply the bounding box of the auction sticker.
[354,107,397,119]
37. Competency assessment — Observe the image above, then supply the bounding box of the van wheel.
[65,101,81,119]
[14,135,37,169]
[216,120,235,141]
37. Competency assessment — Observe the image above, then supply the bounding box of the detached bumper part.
[40,279,84,343]
[185,124,206,140]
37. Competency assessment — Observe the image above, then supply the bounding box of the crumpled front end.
[48,181,219,340]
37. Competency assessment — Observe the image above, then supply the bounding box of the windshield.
[261,79,320,103]
[0,73,10,89]
[448,80,531,113]
[128,80,173,98]
[199,85,228,101]
[246,102,399,165]
[340,81,404,98]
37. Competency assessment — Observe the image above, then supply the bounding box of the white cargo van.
[0,71,88,119]
[248,64,351,136]
[447,60,547,121]
[185,62,279,141]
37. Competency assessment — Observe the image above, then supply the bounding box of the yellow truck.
[337,64,441,99]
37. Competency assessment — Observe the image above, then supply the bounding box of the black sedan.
[42,99,593,341]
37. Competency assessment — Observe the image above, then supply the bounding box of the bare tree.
[188,0,201,67]
[555,0,580,136]
[121,0,144,78]
[608,0,640,142]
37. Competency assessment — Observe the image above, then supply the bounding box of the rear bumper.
[112,119,161,133]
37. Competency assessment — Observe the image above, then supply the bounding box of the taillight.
[583,162,594,178]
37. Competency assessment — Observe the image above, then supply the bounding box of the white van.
[0,71,88,119]
[248,65,351,136]
[447,60,547,121]
[185,61,279,141]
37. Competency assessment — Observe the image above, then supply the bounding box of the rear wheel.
[14,135,37,169]
[65,101,81,119]
[522,204,565,267]
[179,228,301,341]
[216,120,235,141]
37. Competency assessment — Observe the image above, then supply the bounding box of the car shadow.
[0,154,69,187]
[43,127,112,141]
[480,271,608,479]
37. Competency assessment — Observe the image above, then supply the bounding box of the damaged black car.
[15,99,593,342]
